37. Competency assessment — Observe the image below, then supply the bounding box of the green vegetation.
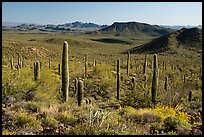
[2,30,202,135]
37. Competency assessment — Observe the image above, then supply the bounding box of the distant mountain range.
[2,21,108,32]
[3,21,201,32]
[161,25,202,30]
[126,27,202,54]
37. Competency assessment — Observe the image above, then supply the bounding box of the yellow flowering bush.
[152,105,191,128]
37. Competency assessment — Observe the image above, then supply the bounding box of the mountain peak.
[98,21,175,37]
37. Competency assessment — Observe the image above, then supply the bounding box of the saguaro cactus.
[188,90,192,102]
[127,52,130,75]
[85,55,88,77]
[164,76,168,91]
[34,61,40,80]
[10,55,14,70]
[132,77,136,92]
[17,53,22,69]
[151,54,158,105]
[62,41,69,102]
[77,80,83,106]
[143,54,147,75]
[34,62,36,77]
[117,59,120,100]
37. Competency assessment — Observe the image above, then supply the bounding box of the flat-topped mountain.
[96,21,175,37]
[125,27,202,54]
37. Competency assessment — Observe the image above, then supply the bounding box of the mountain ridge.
[94,21,176,37]
[125,27,202,54]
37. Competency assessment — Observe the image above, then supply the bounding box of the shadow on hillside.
[91,38,132,45]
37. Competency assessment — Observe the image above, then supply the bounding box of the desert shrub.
[56,111,78,126]
[39,104,59,116]
[163,116,182,132]
[152,106,190,123]
[33,68,61,103]
[2,67,38,103]
[24,101,46,113]
[150,122,164,135]
[13,108,42,130]
[121,90,152,108]
[42,115,59,128]
[134,113,161,123]
[119,106,161,123]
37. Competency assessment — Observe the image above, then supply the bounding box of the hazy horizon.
[2,2,202,26]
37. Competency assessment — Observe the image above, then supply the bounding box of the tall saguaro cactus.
[77,80,83,106]
[127,52,130,75]
[151,54,158,105]
[117,59,120,100]
[143,54,147,75]
[62,41,69,102]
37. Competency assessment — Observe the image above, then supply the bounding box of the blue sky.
[2,2,202,26]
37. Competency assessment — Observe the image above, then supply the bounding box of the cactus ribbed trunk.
[151,54,158,105]
[132,77,136,92]
[17,53,22,69]
[77,80,83,106]
[188,90,192,102]
[127,52,130,75]
[143,54,147,75]
[34,62,36,78]
[117,59,120,100]
[164,76,168,91]
[62,41,69,102]
[34,61,40,80]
